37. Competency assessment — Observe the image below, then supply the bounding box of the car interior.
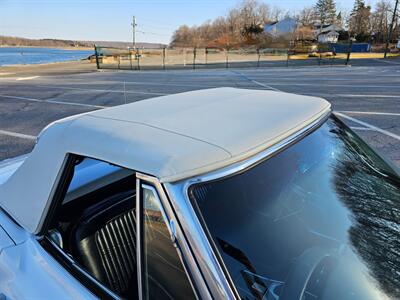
[46,156,138,298]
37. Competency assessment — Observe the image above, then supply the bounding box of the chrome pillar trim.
[164,182,237,299]
[136,172,209,300]
[164,109,331,300]
[135,177,143,300]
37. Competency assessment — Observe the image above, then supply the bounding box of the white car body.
[1,88,398,299]
[0,88,330,299]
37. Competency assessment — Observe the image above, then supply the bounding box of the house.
[318,31,339,43]
[264,17,299,37]
[315,24,343,43]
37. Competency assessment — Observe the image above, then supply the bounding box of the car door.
[34,154,199,299]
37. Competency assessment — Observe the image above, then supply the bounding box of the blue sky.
[0,0,380,44]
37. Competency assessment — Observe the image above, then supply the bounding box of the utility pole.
[384,0,399,58]
[131,16,137,49]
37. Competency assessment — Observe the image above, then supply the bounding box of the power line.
[136,30,170,37]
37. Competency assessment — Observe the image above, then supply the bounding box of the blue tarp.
[330,43,371,53]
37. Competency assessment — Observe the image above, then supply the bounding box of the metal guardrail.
[94,44,358,71]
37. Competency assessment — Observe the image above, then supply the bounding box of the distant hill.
[0,35,166,49]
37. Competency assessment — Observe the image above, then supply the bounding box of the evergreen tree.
[315,0,337,26]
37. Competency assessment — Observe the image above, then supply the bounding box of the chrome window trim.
[165,109,331,300]
[136,173,206,300]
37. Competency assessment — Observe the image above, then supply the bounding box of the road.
[0,60,399,167]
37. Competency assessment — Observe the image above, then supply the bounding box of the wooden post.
[193,47,196,69]
[136,49,140,70]
[346,39,353,66]
[94,45,100,69]
[286,49,290,67]
[129,49,133,70]
[162,47,166,70]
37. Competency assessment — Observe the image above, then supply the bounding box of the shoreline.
[0,45,94,51]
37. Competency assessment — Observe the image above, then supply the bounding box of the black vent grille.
[95,209,136,294]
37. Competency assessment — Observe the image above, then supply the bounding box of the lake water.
[0,47,94,66]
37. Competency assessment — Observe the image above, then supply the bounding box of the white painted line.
[335,94,399,98]
[0,129,36,140]
[0,94,106,109]
[306,93,399,99]
[0,73,15,76]
[36,85,168,96]
[46,99,107,109]
[16,76,40,81]
[374,59,400,65]
[80,80,221,88]
[0,94,42,103]
[268,82,400,89]
[251,79,282,92]
[231,70,283,92]
[350,126,375,131]
[335,112,400,141]
[340,111,400,116]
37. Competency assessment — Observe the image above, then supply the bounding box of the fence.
[94,43,361,71]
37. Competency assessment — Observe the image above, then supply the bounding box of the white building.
[315,24,343,43]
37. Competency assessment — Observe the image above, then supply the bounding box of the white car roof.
[0,88,330,233]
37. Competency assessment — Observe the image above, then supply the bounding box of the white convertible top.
[0,88,330,233]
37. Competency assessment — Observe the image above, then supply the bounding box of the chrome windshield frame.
[164,109,331,299]
[136,172,208,300]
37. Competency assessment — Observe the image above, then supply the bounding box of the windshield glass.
[189,117,400,300]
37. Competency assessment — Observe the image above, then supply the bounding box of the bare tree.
[371,0,393,43]
[170,0,273,49]
[297,7,316,26]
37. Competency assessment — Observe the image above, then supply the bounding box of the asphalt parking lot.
[0,59,399,168]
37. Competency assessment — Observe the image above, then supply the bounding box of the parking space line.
[374,59,400,65]
[0,94,107,109]
[339,111,400,116]
[0,129,36,140]
[268,83,400,88]
[335,112,400,141]
[231,71,282,92]
[331,94,399,98]
[350,127,375,131]
[250,79,282,92]
[36,85,168,96]
[16,76,40,81]
[71,80,225,88]
[304,93,400,99]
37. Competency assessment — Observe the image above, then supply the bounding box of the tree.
[371,0,393,43]
[297,7,316,26]
[170,0,274,49]
[314,0,337,26]
[348,0,372,41]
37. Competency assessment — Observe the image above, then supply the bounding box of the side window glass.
[44,155,138,299]
[141,185,196,300]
